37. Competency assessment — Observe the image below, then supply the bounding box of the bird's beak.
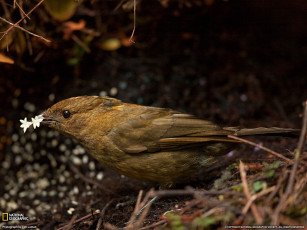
[40,111,54,126]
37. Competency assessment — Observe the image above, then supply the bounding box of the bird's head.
[41,96,122,139]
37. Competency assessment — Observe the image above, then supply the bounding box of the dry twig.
[129,0,136,43]
[96,199,114,230]
[0,0,50,43]
[228,134,293,163]
[57,210,100,230]
[239,161,263,224]
[272,100,307,224]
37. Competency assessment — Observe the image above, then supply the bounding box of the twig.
[239,161,263,224]
[15,1,31,20]
[242,186,275,214]
[228,134,293,163]
[69,163,113,193]
[0,0,50,43]
[265,172,288,203]
[113,0,126,12]
[128,0,136,43]
[125,189,155,229]
[0,16,50,43]
[272,100,307,225]
[62,214,77,230]
[297,101,307,155]
[138,220,167,230]
[151,189,244,197]
[96,199,114,230]
[71,34,91,53]
[57,210,101,230]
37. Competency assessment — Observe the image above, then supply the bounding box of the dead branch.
[239,161,263,224]
[0,0,50,43]
[228,134,293,163]
[272,100,307,225]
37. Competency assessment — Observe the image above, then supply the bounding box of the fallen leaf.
[0,53,14,64]
[62,20,86,40]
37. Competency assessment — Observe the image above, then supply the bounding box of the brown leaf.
[62,20,86,40]
[0,53,14,64]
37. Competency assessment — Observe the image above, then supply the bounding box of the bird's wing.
[107,107,235,154]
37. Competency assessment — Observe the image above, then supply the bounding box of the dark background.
[0,0,306,228]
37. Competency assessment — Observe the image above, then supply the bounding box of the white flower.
[20,114,44,133]
[20,118,32,133]
[32,115,44,129]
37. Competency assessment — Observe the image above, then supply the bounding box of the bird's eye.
[62,110,71,119]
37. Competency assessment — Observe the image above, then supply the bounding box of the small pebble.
[15,155,22,165]
[28,209,36,217]
[0,199,6,209]
[9,189,17,196]
[49,93,55,102]
[99,91,107,97]
[82,155,89,164]
[18,191,28,198]
[49,190,57,196]
[240,94,248,102]
[72,156,82,165]
[67,207,75,215]
[89,172,96,178]
[12,98,19,108]
[47,154,57,168]
[73,186,79,194]
[7,201,18,210]
[37,178,50,189]
[109,87,118,96]
[31,133,37,141]
[59,144,67,152]
[33,199,40,206]
[25,143,33,153]
[59,175,66,184]
[89,161,95,171]
[12,133,19,142]
[33,163,40,171]
[24,102,36,112]
[30,182,36,189]
[12,144,20,153]
[41,191,47,197]
[96,172,104,180]
[4,193,10,199]
[71,200,78,205]
[28,192,36,199]
[119,81,128,89]
[2,160,10,169]
[47,130,55,138]
[51,139,58,147]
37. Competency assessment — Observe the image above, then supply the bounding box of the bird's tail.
[224,127,300,137]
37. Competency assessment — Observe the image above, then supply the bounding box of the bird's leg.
[134,195,159,219]
[134,183,172,219]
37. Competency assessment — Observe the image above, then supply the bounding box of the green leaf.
[193,217,216,227]
[231,184,243,192]
[263,161,280,177]
[165,212,184,230]
[214,170,233,189]
[253,181,266,193]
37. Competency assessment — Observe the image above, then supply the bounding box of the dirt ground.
[0,0,307,229]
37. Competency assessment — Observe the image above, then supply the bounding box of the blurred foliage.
[43,0,82,21]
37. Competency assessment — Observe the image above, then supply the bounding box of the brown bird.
[41,96,298,186]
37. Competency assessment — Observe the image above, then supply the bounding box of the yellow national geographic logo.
[2,213,8,221]
[1,212,29,221]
